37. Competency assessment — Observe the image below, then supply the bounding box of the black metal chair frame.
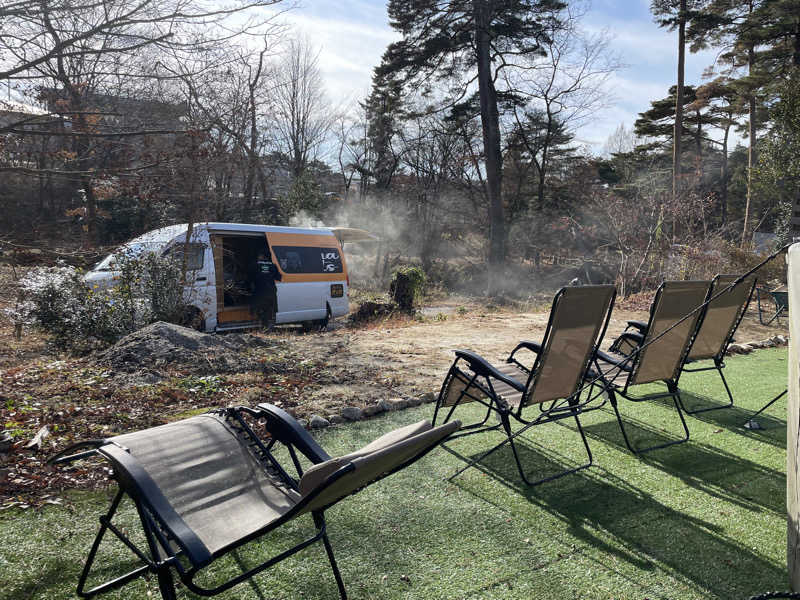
[432,285,615,486]
[48,404,453,600]
[756,285,788,326]
[595,281,710,455]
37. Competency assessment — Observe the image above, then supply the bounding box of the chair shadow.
[670,390,786,448]
[450,435,785,599]
[580,410,785,515]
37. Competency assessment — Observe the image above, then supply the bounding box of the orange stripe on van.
[265,232,349,283]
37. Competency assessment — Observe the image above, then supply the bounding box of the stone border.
[297,335,790,430]
[726,334,788,355]
[302,393,437,430]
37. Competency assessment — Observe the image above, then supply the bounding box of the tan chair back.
[631,281,711,386]
[300,420,460,514]
[524,285,616,406]
[688,275,754,361]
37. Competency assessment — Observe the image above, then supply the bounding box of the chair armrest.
[595,349,634,372]
[256,403,331,463]
[626,320,648,334]
[609,331,644,354]
[507,340,542,363]
[453,350,525,392]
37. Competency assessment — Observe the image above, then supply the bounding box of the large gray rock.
[310,415,330,429]
[341,406,364,421]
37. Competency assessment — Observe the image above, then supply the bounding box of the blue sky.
[276,0,723,153]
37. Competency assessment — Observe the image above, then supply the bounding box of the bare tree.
[0,0,284,243]
[271,37,333,178]
[506,1,621,208]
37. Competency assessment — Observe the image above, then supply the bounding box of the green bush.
[14,252,188,353]
[390,266,426,310]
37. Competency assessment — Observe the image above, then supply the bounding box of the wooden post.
[788,243,800,589]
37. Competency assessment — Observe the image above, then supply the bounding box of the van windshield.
[92,242,161,272]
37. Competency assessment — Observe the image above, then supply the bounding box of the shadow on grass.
[644,389,786,448]
[450,434,785,599]
[579,412,785,515]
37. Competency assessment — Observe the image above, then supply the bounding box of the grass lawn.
[0,348,790,600]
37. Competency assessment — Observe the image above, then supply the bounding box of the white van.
[85,223,374,332]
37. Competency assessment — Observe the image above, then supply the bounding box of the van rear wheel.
[301,308,329,333]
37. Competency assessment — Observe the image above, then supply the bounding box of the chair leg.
[314,514,347,600]
[610,384,690,455]
[156,568,177,600]
[678,363,735,415]
[501,412,593,486]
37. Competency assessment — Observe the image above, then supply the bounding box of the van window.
[166,243,205,271]
[272,246,343,274]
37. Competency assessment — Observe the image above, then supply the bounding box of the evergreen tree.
[376,0,564,292]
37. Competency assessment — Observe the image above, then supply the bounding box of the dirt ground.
[0,280,788,506]
[283,294,788,407]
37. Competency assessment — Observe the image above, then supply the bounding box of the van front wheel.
[181,307,206,332]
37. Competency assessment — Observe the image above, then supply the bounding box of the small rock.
[25,425,49,450]
[0,432,13,454]
[341,406,364,421]
[309,415,330,429]
[406,396,423,407]
[363,404,384,417]
[388,398,408,411]
[378,399,393,412]
[237,389,262,404]
[297,419,309,429]
[762,339,776,348]
[329,415,345,425]
[421,392,437,403]
[775,335,788,345]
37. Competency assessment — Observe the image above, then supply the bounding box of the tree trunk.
[742,43,757,247]
[474,0,505,294]
[721,124,729,226]
[672,0,686,208]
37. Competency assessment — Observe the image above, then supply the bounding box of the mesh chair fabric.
[300,420,460,514]
[688,275,753,361]
[298,420,433,495]
[111,414,301,556]
[632,281,711,385]
[526,285,616,406]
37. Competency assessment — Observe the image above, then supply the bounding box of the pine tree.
[376,0,564,292]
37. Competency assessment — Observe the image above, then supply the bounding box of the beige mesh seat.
[432,285,616,486]
[595,280,712,454]
[678,274,756,413]
[48,405,459,600]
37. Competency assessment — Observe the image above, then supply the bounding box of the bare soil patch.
[0,291,787,506]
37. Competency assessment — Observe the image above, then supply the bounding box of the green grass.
[0,348,790,599]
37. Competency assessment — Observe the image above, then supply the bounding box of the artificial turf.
[0,347,790,599]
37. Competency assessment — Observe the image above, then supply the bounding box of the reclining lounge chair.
[595,280,712,454]
[679,274,755,413]
[619,275,755,414]
[48,404,460,600]
[432,285,616,486]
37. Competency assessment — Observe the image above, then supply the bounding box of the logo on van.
[321,251,340,273]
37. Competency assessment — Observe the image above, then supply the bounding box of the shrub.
[13,252,188,353]
[390,266,426,310]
